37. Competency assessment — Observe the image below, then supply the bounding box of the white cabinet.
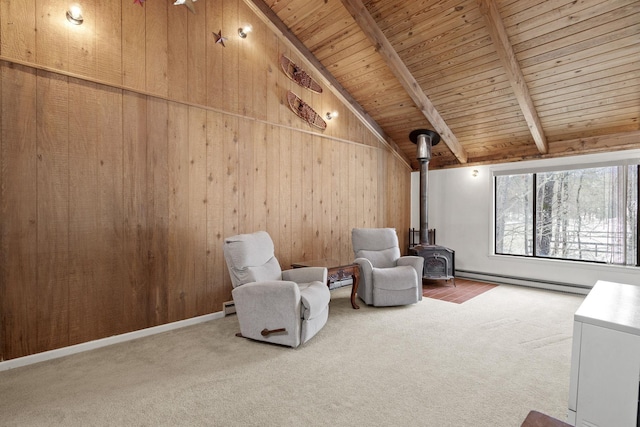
[568,281,640,427]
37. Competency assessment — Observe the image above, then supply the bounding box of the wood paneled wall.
[0,0,411,361]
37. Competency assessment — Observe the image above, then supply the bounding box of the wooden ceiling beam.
[243,0,413,169]
[477,0,549,154]
[340,0,468,164]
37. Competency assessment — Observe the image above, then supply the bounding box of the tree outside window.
[495,164,638,266]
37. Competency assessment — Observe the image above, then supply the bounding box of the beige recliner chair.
[352,228,424,307]
[223,231,330,347]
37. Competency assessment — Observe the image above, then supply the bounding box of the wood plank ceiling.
[254,0,640,170]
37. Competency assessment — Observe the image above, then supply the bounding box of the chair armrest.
[299,282,331,320]
[232,281,301,314]
[353,258,374,304]
[398,256,424,278]
[398,255,424,301]
[354,257,373,277]
[283,267,328,284]
[231,281,302,345]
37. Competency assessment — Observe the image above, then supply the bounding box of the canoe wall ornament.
[287,91,327,131]
[280,55,323,94]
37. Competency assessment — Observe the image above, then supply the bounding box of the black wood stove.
[408,129,456,286]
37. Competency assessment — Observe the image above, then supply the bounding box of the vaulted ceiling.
[248,0,640,170]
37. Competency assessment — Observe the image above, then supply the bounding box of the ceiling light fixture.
[325,111,338,120]
[472,169,479,177]
[66,4,83,25]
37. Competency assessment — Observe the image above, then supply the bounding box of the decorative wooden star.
[133,0,145,5]
[173,0,197,14]
[213,30,227,47]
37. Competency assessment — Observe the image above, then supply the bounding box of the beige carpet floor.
[0,284,584,426]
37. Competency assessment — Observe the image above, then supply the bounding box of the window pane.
[535,167,625,263]
[495,174,533,255]
[627,165,638,266]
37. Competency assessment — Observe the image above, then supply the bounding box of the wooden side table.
[291,259,360,309]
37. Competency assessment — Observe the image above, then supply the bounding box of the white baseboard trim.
[456,269,591,295]
[0,311,225,372]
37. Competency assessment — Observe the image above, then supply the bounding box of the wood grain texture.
[1,0,36,62]
[168,102,190,322]
[147,98,169,327]
[1,63,38,360]
[122,0,146,90]
[36,70,69,353]
[259,0,640,169]
[146,0,168,97]
[122,91,150,333]
[0,0,412,360]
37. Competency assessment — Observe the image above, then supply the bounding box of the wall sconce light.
[325,111,338,120]
[66,4,83,25]
[238,25,252,38]
[472,169,479,177]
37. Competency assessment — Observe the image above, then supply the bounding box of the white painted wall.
[413,150,640,289]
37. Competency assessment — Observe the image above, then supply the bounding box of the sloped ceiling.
[249,0,640,170]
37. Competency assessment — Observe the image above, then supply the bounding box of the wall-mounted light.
[325,111,338,120]
[472,169,479,177]
[238,25,252,38]
[66,4,83,25]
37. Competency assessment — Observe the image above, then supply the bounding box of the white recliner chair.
[352,228,424,307]
[223,231,330,347]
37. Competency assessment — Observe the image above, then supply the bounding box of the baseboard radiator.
[455,269,591,295]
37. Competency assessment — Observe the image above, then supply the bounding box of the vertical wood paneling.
[188,6,207,106]
[36,70,69,353]
[290,126,304,262]
[252,20,269,122]
[238,1,255,117]
[167,7,189,102]
[341,143,352,260]
[222,116,239,290]
[348,143,357,250]
[367,146,376,226]
[355,146,365,228]
[122,0,146,90]
[1,0,36,62]
[278,128,292,267]
[146,1,168,97]
[251,123,268,232]
[206,0,224,108]
[236,119,251,232]
[266,125,280,250]
[95,1,122,85]
[188,107,208,316]
[147,98,169,326]
[222,0,240,114]
[0,0,414,360]
[331,140,345,261]
[67,2,94,78]
[97,85,125,335]
[1,63,38,360]
[206,111,227,306]
[320,138,332,259]
[122,91,149,331]
[301,137,313,259]
[168,102,190,322]
[35,0,67,70]
[377,149,387,229]
[68,78,99,344]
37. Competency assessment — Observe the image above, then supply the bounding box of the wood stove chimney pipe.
[409,129,441,245]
